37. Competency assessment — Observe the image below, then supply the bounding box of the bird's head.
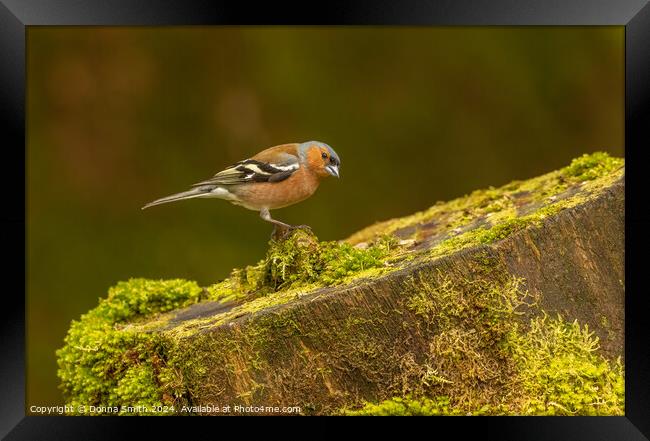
[299,141,341,179]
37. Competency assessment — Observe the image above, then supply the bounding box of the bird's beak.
[326,164,340,178]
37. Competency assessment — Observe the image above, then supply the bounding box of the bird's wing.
[192,150,300,187]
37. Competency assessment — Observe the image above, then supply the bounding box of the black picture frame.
[2,0,648,438]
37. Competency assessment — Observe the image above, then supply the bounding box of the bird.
[142,141,341,229]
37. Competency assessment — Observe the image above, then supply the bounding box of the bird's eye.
[330,157,335,164]
[321,152,328,159]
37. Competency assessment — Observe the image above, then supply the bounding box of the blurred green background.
[27,26,623,407]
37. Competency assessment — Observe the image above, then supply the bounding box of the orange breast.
[230,167,321,210]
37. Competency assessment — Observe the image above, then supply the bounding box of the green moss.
[506,314,624,415]
[56,279,202,413]
[95,278,204,322]
[345,313,624,416]
[341,395,463,416]
[262,230,397,289]
[205,230,399,302]
[113,364,165,414]
[562,152,624,182]
[205,276,248,304]
[381,268,536,411]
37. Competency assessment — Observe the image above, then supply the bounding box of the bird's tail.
[142,188,212,210]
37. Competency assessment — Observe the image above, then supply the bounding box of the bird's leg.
[260,208,293,229]
[260,208,293,240]
[260,208,313,240]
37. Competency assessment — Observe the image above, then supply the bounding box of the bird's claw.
[291,224,313,232]
[271,224,291,240]
[271,223,313,240]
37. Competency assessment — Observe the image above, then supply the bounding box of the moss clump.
[561,152,624,182]
[344,313,624,416]
[507,314,624,415]
[207,230,400,301]
[94,278,204,322]
[56,279,202,413]
[263,230,397,289]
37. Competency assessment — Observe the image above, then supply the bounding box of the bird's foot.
[271,224,292,240]
[290,224,313,233]
[271,223,313,240]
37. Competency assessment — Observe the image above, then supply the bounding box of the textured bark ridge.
[57,153,625,415]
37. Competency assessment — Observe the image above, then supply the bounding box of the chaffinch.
[142,141,341,228]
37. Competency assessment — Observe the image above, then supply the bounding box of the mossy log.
[57,153,625,415]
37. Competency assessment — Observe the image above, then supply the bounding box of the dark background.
[26,26,624,406]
